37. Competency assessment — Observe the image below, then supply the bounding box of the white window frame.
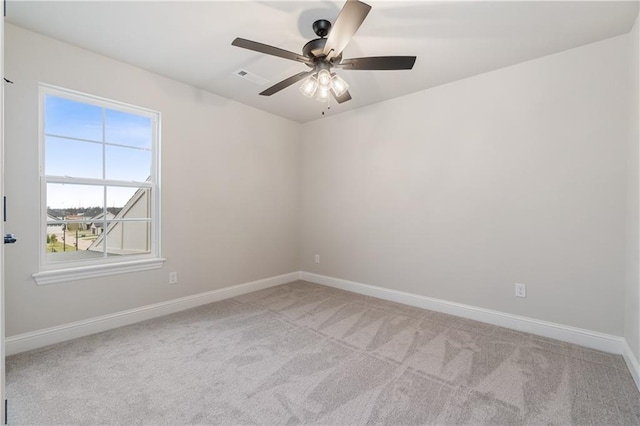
[33,84,164,285]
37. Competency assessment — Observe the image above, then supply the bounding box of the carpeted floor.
[6,280,640,425]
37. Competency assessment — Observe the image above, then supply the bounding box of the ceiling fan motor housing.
[302,38,327,60]
[303,43,342,68]
[303,20,343,66]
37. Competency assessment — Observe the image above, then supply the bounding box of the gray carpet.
[6,280,640,425]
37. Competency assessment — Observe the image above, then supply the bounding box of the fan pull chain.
[322,94,331,116]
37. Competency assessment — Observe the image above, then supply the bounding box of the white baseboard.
[8,269,640,394]
[623,340,640,391]
[6,271,300,356]
[300,272,626,355]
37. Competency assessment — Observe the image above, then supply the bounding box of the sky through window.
[44,94,153,211]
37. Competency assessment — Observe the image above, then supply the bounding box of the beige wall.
[300,35,630,336]
[4,24,300,336]
[4,23,636,344]
[626,14,640,361]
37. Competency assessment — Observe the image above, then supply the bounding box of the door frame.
[1,6,6,425]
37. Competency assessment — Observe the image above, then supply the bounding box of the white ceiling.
[6,1,639,123]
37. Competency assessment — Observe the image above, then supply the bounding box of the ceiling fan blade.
[232,38,311,64]
[338,56,417,70]
[259,71,315,96]
[323,0,372,61]
[331,89,352,104]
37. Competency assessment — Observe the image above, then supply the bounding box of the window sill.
[32,258,166,285]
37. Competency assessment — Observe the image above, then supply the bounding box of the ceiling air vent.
[234,69,269,86]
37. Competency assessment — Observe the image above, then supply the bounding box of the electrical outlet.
[314,254,320,264]
[169,272,178,285]
[515,282,526,298]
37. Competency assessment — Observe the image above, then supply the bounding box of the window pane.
[107,187,150,219]
[105,109,152,149]
[46,233,104,263]
[45,136,103,179]
[88,220,151,257]
[45,217,103,262]
[45,95,103,142]
[46,183,104,215]
[105,145,151,182]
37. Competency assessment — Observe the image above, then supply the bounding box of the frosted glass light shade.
[299,76,318,98]
[314,85,331,102]
[330,74,349,97]
[317,69,332,88]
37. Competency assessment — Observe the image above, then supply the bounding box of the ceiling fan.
[231,0,417,104]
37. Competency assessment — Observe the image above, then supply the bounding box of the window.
[34,84,163,284]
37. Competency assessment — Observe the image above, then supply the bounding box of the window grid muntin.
[45,133,152,152]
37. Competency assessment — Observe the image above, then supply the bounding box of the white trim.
[7,272,299,355]
[45,176,153,187]
[32,257,166,285]
[300,272,626,354]
[40,83,160,117]
[623,340,640,391]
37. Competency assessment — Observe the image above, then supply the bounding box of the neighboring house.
[46,214,60,222]
[88,188,150,256]
[64,214,90,231]
[89,212,115,235]
[46,214,63,232]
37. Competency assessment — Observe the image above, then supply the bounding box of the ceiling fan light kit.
[231,0,416,106]
[299,68,350,102]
